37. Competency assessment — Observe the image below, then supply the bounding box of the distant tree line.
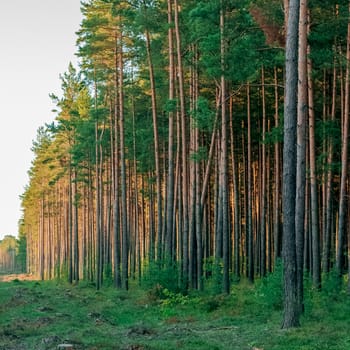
[20,0,350,328]
[0,234,26,273]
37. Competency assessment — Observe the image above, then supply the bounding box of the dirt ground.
[0,273,38,282]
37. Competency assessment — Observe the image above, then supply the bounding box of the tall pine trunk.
[336,1,350,278]
[295,0,308,311]
[174,0,189,287]
[165,0,175,261]
[307,41,321,289]
[119,31,129,290]
[145,29,163,262]
[247,83,254,283]
[282,0,300,329]
[220,5,230,294]
[260,66,267,277]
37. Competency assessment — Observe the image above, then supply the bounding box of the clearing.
[0,274,349,350]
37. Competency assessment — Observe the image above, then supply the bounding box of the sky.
[0,1,82,240]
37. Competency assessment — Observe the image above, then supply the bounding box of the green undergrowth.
[0,275,349,350]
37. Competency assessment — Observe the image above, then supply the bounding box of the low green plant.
[203,256,224,295]
[1,274,350,350]
[141,258,182,294]
[254,262,283,311]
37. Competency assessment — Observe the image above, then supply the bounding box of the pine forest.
[11,0,350,331]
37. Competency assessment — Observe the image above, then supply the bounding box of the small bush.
[203,257,223,295]
[201,295,227,312]
[254,262,283,310]
[322,269,344,299]
[141,258,183,294]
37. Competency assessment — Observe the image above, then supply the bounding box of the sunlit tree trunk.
[165,0,175,261]
[174,0,189,287]
[119,30,129,290]
[295,0,307,311]
[220,4,230,294]
[273,68,281,264]
[145,28,163,262]
[247,83,254,283]
[113,43,122,287]
[73,168,79,282]
[40,197,45,280]
[260,66,267,277]
[229,96,240,278]
[68,165,73,284]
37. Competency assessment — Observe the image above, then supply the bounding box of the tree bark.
[260,66,267,277]
[336,1,350,278]
[307,41,321,289]
[145,28,163,262]
[174,0,189,287]
[273,68,281,264]
[118,30,129,290]
[295,0,307,312]
[282,0,300,329]
[165,0,175,261]
[247,83,254,283]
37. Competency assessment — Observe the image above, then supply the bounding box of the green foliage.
[321,269,345,298]
[309,0,348,69]
[188,0,267,83]
[103,263,113,286]
[141,258,182,294]
[190,146,208,162]
[0,279,350,349]
[160,288,193,307]
[164,98,178,113]
[254,261,283,311]
[253,0,285,28]
[0,235,25,274]
[16,230,27,273]
[264,122,283,144]
[201,294,228,313]
[203,257,224,295]
[191,96,216,132]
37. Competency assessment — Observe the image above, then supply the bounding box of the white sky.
[0,0,82,240]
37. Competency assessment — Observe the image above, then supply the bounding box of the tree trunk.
[73,168,79,282]
[282,0,300,329]
[113,43,122,287]
[336,1,350,278]
[145,29,163,262]
[229,96,240,278]
[247,83,254,283]
[220,5,230,294]
[174,0,189,287]
[165,0,175,261]
[322,64,336,273]
[260,66,267,277]
[273,68,281,264]
[307,41,321,289]
[295,0,307,313]
[119,31,129,290]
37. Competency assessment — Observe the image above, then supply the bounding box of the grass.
[0,275,349,350]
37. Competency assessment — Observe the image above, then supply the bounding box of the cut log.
[57,344,74,350]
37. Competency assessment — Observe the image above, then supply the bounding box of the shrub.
[254,261,283,311]
[141,258,182,295]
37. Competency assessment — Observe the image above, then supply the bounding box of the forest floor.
[0,273,39,282]
[0,272,349,350]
